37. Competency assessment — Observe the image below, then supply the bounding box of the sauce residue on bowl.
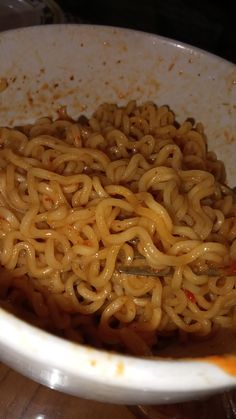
[201,355,236,376]
[0,77,8,93]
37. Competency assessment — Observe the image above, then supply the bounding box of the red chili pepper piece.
[183,289,196,303]
[226,262,236,276]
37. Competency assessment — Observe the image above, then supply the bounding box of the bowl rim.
[1,305,236,392]
[0,22,235,67]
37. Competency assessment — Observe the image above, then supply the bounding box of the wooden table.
[0,363,135,419]
[1,362,235,418]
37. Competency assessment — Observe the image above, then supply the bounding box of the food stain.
[0,78,8,93]
[224,130,235,144]
[148,78,160,90]
[202,355,236,377]
[226,70,236,92]
[27,92,34,105]
[116,361,124,376]
[41,83,49,90]
[168,62,175,72]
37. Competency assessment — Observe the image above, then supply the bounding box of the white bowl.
[0,24,236,405]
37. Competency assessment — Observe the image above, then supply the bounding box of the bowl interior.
[0,24,236,402]
[0,24,235,185]
[0,23,236,357]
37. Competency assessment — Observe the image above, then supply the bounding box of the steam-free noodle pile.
[0,101,236,356]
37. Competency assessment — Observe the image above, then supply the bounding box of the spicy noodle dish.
[0,100,235,357]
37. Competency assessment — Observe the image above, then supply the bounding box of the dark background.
[57,0,236,63]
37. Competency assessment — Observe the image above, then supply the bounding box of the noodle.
[0,100,235,356]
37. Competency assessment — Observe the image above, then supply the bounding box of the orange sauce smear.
[200,356,236,376]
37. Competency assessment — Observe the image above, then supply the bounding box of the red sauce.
[184,289,196,303]
[201,356,236,376]
[226,262,236,276]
